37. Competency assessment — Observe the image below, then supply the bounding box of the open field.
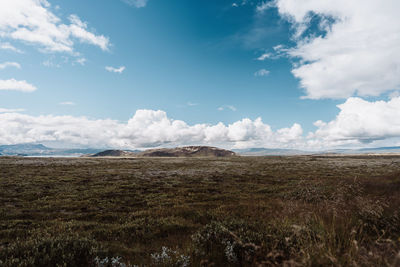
[1,155,400,266]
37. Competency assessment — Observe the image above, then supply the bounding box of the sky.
[1,0,400,150]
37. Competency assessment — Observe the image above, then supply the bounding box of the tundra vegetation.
[0,155,399,266]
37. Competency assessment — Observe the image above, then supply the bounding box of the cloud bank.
[0,109,303,149]
[2,97,400,149]
[272,0,400,99]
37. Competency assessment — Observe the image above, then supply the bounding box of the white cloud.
[273,0,400,99]
[2,101,400,149]
[218,105,237,111]
[0,42,23,53]
[42,55,72,68]
[42,59,60,68]
[389,91,400,99]
[67,15,109,51]
[0,79,36,92]
[0,109,304,149]
[254,69,270,76]
[122,0,149,8]
[59,101,75,106]
[277,123,303,143]
[257,53,271,61]
[256,46,288,61]
[0,62,21,70]
[257,1,275,13]
[0,108,25,113]
[187,102,199,106]
[105,66,125,73]
[0,0,109,53]
[309,97,400,147]
[75,58,86,66]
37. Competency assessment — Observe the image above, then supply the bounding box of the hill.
[137,146,236,157]
[90,150,137,157]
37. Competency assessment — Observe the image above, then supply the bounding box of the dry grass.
[0,155,399,266]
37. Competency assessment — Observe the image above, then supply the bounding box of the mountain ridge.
[1,143,400,157]
[0,143,103,157]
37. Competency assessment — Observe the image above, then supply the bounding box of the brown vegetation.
[0,155,399,266]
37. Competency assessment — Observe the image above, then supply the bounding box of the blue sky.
[1,0,400,150]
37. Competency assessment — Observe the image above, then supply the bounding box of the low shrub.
[0,235,100,267]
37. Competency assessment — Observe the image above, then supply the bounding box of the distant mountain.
[0,143,51,156]
[234,148,312,156]
[90,150,136,157]
[138,146,236,157]
[358,146,400,152]
[62,148,106,155]
[0,144,103,157]
[0,143,49,151]
[235,146,400,156]
[1,143,400,157]
[328,146,400,154]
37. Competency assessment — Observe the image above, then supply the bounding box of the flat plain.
[0,155,400,266]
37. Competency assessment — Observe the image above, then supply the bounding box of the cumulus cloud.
[272,0,400,99]
[277,123,303,143]
[2,101,400,149]
[105,66,125,73]
[0,62,21,70]
[0,0,109,53]
[0,109,304,149]
[0,79,36,92]
[122,0,149,8]
[254,69,270,77]
[309,97,400,147]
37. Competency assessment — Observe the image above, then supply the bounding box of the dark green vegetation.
[0,156,400,266]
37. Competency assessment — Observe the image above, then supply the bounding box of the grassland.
[0,155,400,266]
